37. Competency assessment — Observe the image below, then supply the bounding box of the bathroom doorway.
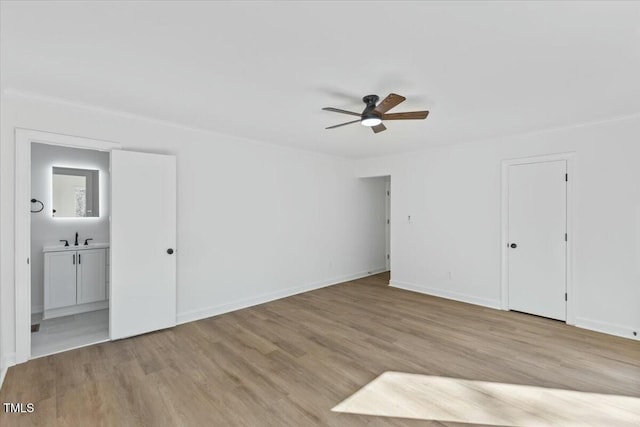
[14,129,178,365]
[29,142,111,357]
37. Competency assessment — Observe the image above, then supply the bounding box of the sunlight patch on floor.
[332,372,640,426]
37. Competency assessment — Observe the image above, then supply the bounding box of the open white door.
[110,150,176,339]
[508,160,567,321]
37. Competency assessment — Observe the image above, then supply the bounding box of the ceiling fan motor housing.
[362,95,380,114]
[361,95,382,126]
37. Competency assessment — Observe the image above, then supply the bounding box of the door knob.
[167,248,174,255]
[510,243,517,249]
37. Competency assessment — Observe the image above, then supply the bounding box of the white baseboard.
[388,280,638,341]
[43,300,108,320]
[177,268,386,325]
[1,352,17,390]
[365,267,388,275]
[389,280,502,310]
[575,317,639,341]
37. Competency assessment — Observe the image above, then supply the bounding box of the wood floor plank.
[1,272,638,426]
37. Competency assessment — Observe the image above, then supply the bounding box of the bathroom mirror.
[52,167,100,217]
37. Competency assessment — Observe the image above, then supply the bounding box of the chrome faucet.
[74,232,79,246]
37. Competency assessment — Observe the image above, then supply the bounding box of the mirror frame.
[52,166,100,218]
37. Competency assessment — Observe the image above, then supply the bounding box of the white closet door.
[508,160,567,321]
[110,150,177,339]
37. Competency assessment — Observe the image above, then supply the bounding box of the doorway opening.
[29,142,111,358]
[385,178,391,273]
[15,129,120,363]
[15,129,178,365]
[360,175,391,285]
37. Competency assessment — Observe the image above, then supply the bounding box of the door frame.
[385,179,391,271]
[500,152,575,325]
[14,128,120,363]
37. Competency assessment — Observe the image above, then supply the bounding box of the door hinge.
[565,293,568,301]
[565,233,567,242]
[27,257,30,265]
[565,173,568,182]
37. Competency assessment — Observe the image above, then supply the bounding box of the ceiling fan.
[322,93,429,134]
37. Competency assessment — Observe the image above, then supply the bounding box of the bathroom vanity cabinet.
[43,244,109,319]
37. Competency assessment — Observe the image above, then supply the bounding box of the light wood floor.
[2,272,639,426]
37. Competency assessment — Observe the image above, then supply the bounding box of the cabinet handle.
[73,254,76,264]
[79,254,81,264]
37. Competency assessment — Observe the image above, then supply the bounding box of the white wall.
[30,143,110,313]
[0,93,388,369]
[356,115,640,340]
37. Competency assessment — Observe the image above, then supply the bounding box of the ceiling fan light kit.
[361,113,382,127]
[323,93,429,134]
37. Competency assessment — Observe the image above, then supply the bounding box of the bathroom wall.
[30,143,110,313]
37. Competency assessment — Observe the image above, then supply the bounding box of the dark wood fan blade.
[372,123,387,134]
[322,107,361,117]
[374,93,406,114]
[325,119,360,129]
[382,111,429,120]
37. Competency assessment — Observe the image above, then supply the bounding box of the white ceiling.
[2,1,639,158]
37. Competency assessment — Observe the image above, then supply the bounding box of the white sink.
[43,242,109,253]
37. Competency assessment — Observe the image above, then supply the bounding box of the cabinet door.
[77,249,107,304]
[45,251,77,309]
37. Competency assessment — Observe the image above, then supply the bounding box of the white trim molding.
[1,352,17,389]
[389,280,502,310]
[575,317,640,341]
[14,128,120,364]
[500,152,576,325]
[43,301,109,320]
